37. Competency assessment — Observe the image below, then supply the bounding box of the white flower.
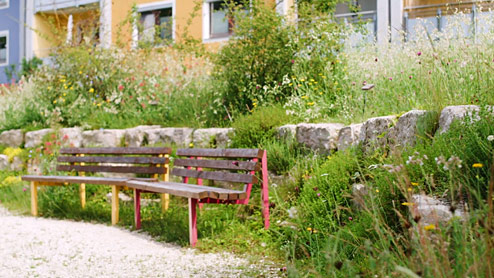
[287,207,298,219]
[488,135,494,142]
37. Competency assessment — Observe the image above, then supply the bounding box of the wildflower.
[291,59,294,64]
[374,58,378,62]
[473,163,483,168]
[300,79,305,82]
[424,224,435,231]
[256,85,260,90]
[23,187,27,192]
[301,95,309,99]
[411,182,419,186]
[388,77,393,81]
[488,135,494,141]
[307,102,315,106]
[417,51,422,56]
[409,75,413,79]
[375,189,379,193]
[307,227,312,231]
[313,187,318,191]
[348,217,353,221]
[287,207,298,218]
[118,85,124,91]
[402,202,414,206]
[189,143,194,148]
[89,88,94,93]
[407,188,412,192]
[317,193,321,197]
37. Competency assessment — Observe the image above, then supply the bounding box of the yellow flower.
[310,79,315,82]
[2,176,21,187]
[307,102,315,106]
[97,103,102,107]
[300,78,305,82]
[424,224,436,231]
[319,92,323,95]
[375,189,379,193]
[407,187,412,192]
[401,202,415,206]
[53,100,57,104]
[89,88,94,93]
[301,95,309,99]
[289,83,293,86]
[334,81,339,86]
[411,182,419,186]
[189,143,194,148]
[307,227,312,231]
[63,93,67,97]
[473,163,483,168]
[47,86,52,90]
[70,86,74,90]
[79,71,83,74]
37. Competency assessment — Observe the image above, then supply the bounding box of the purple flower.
[417,51,422,56]
[388,77,393,81]
[291,59,295,64]
[409,75,413,79]
[317,193,321,197]
[313,187,318,191]
[348,217,353,221]
[23,188,27,192]
[256,85,260,90]
[374,58,378,62]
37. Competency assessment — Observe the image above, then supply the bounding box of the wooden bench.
[21,147,172,225]
[126,148,270,247]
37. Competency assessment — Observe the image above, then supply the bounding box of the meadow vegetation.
[1,1,494,277]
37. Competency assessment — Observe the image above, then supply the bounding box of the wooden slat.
[176,148,263,159]
[58,156,169,164]
[60,147,172,155]
[173,158,260,171]
[171,168,257,184]
[126,181,246,200]
[56,165,166,174]
[21,175,158,186]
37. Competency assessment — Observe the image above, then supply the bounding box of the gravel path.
[0,206,277,278]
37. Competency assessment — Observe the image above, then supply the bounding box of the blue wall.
[0,1,21,84]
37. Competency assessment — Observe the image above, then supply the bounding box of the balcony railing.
[35,0,100,13]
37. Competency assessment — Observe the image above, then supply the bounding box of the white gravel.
[0,206,277,278]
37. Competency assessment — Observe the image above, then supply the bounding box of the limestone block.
[359,115,397,151]
[192,128,234,148]
[24,129,54,148]
[82,129,126,147]
[411,194,466,226]
[296,123,344,153]
[437,105,481,134]
[278,124,297,139]
[144,128,193,147]
[124,125,161,147]
[0,129,23,148]
[337,123,363,151]
[60,127,83,148]
[391,110,437,148]
[0,155,9,170]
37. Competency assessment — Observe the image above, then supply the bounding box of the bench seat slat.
[126,181,247,200]
[173,159,259,171]
[176,148,263,159]
[60,147,171,155]
[57,165,167,174]
[21,175,158,186]
[58,156,169,165]
[171,168,257,184]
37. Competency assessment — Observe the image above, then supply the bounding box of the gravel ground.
[0,206,279,278]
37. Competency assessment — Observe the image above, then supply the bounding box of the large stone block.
[192,128,234,148]
[10,156,23,171]
[411,194,466,226]
[60,127,83,148]
[0,154,9,170]
[390,110,437,148]
[278,124,297,139]
[82,129,126,147]
[144,128,193,147]
[359,115,397,151]
[24,128,54,148]
[437,105,481,134]
[124,125,161,147]
[0,129,23,148]
[337,123,363,151]
[296,123,344,153]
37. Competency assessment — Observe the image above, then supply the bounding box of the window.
[0,31,8,66]
[137,1,174,46]
[0,0,8,9]
[204,0,244,41]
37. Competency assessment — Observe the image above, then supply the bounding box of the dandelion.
[307,227,312,231]
[402,202,414,206]
[89,88,94,93]
[424,224,435,231]
[411,182,419,186]
[473,163,483,168]
[307,102,315,106]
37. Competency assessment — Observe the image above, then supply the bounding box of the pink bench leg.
[189,198,198,247]
[261,150,270,229]
[134,189,141,230]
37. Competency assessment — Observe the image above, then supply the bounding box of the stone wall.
[0,105,489,171]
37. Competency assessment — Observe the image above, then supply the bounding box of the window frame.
[0,0,9,10]
[203,0,246,43]
[133,0,175,48]
[0,30,9,67]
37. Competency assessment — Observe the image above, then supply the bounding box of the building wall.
[0,1,21,83]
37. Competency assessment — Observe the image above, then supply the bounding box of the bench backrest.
[56,147,172,178]
[172,148,266,203]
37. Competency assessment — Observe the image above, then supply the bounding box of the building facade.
[0,0,26,84]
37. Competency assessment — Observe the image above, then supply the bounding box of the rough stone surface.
[82,129,126,148]
[278,124,297,139]
[337,123,363,151]
[411,194,466,226]
[124,125,161,147]
[0,155,9,170]
[359,115,397,151]
[352,183,368,208]
[144,128,193,147]
[60,127,83,148]
[390,110,435,148]
[437,105,480,134]
[24,129,54,149]
[106,192,133,203]
[0,129,23,148]
[192,128,234,148]
[296,123,344,153]
[10,156,23,171]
